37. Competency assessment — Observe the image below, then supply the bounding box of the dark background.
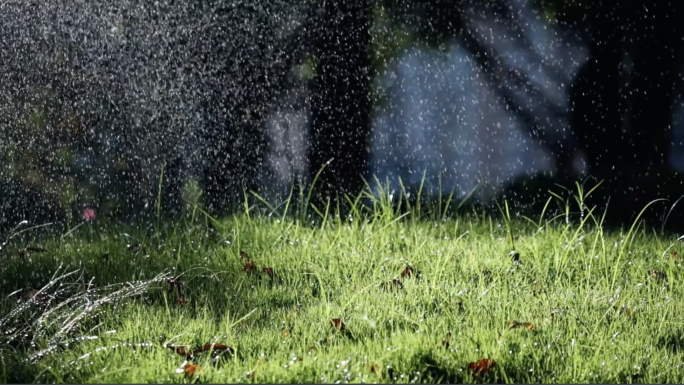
[2,0,684,232]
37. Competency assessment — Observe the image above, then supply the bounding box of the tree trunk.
[569,0,684,225]
[309,0,373,202]
[627,2,684,176]
[161,156,183,218]
[570,48,624,182]
[201,106,266,216]
[569,1,625,186]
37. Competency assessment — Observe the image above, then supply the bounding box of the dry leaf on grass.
[331,318,346,332]
[176,361,198,376]
[467,358,496,376]
[508,320,536,331]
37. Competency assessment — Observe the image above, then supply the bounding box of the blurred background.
[2,0,684,230]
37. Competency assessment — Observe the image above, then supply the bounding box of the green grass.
[2,186,684,383]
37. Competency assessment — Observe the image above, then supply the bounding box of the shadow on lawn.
[657,330,684,354]
[410,352,467,383]
[1,352,45,383]
[498,173,684,235]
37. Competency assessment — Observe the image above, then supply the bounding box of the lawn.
[1,187,684,383]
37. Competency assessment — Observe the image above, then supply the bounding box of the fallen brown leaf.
[331,318,346,332]
[508,320,536,331]
[367,363,381,376]
[166,344,193,357]
[184,363,198,376]
[176,362,197,376]
[468,358,496,376]
[244,261,257,273]
[401,265,415,278]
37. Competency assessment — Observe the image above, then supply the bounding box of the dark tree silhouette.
[199,2,314,215]
[568,1,625,186]
[309,0,373,201]
[627,1,684,176]
[566,0,684,215]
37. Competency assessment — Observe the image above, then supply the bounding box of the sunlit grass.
[1,184,684,383]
